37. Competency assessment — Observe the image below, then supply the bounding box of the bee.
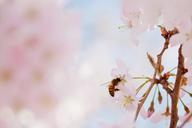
[108,76,126,97]
[108,83,119,97]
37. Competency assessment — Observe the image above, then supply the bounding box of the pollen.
[123,95,135,107]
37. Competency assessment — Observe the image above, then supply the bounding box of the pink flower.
[141,109,167,123]
[147,110,154,118]
[150,113,167,123]
[122,0,192,47]
[111,59,130,79]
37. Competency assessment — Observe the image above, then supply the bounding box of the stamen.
[123,95,135,108]
[118,25,129,29]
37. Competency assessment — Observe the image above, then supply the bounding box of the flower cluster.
[107,26,192,128]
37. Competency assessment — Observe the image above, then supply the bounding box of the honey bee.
[108,83,119,97]
[108,76,126,97]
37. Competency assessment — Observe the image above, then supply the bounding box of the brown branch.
[157,28,188,128]
[169,45,188,128]
[153,26,183,128]
[159,78,172,94]
[156,38,168,74]
[134,27,185,128]
[134,26,176,121]
[156,26,178,75]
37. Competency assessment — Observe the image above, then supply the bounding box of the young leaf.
[147,52,156,70]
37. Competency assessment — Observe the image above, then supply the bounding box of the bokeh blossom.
[0,0,80,120]
[122,0,192,48]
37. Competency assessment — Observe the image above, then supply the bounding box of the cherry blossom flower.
[122,0,192,47]
[140,108,170,124]
[111,60,138,110]
[111,59,130,79]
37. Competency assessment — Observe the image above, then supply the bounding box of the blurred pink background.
[0,0,191,128]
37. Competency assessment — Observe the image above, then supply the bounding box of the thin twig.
[134,27,173,121]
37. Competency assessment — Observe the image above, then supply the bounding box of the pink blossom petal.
[147,111,154,118]
[116,59,129,74]
[111,68,120,78]
[149,113,165,123]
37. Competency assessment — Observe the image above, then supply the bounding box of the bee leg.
[115,88,119,91]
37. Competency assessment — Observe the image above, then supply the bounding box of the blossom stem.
[180,88,192,97]
[179,97,190,114]
[136,79,150,95]
[157,85,160,92]
[179,97,185,107]
[167,92,169,107]
[152,85,158,100]
[168,66,177,73]
[133,76,150,80]
[168,84,192,97]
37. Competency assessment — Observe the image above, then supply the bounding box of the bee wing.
[100,81,110,86]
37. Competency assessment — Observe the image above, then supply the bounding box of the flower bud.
[147,101,155,117]
[162,106,171,116]
[158,91,163,104]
